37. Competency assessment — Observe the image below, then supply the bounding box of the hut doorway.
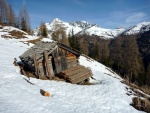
[54,56,68,74]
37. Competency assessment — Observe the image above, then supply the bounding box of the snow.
[2,26,28,35]
[34,18,150,39]
[44,18,83,36]
[0,35,145,113]
[78,26,125,39]
[42,38,54,42]
[34,18,125,39]
[125,21,150,35]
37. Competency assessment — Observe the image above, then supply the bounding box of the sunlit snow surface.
[0,37,144,112]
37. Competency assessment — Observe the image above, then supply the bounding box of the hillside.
[0,25,148,113]
[0,24,38,41]
[69,21,150,87]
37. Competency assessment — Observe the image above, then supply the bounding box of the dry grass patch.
[122,79,150,112]
[9,30,27,39]
[140,85,150,95]
[0,23,8,26]
[131,97,150,113]
[27,37,43,44]
[122,80,150,96]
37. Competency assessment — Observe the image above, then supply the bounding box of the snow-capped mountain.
[76,25,125,39]
[34,18,125,39]
[34,18,84,36]
[34,18,150,39]
[124,21,150,35]
[69,20,98,29]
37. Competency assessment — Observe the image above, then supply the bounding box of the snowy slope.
[125,21,150,35]
[0,25,39,41]
[34,18,125,39]
[0,36,144,113]
[76,25,125,39]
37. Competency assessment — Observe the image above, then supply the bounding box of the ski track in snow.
[0,37,145,113]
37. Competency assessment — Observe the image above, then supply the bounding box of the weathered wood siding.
[52,47,78,74]
[37,56,54,79]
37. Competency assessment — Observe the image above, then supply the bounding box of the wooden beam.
[44,50,51,79]
[33,53,39,78]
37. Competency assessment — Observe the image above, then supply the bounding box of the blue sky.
[7,0,150,29]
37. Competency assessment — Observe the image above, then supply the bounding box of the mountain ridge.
[34,18,150,39]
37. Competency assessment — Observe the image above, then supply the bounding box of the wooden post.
[34,53,39,78]
[44,50,51,79]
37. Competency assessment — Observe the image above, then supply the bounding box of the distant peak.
[115,27,124,29]
[50,18,62,23]
[81,20,88,23]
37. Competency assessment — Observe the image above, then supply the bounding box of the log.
[40,89,50,97]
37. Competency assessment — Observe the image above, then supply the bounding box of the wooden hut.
[19,41,92,84]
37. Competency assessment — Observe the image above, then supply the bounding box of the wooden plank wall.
[66,52,78,69]
[37,55,54,80]
[52,47,79,74]
[33,47,79,79]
